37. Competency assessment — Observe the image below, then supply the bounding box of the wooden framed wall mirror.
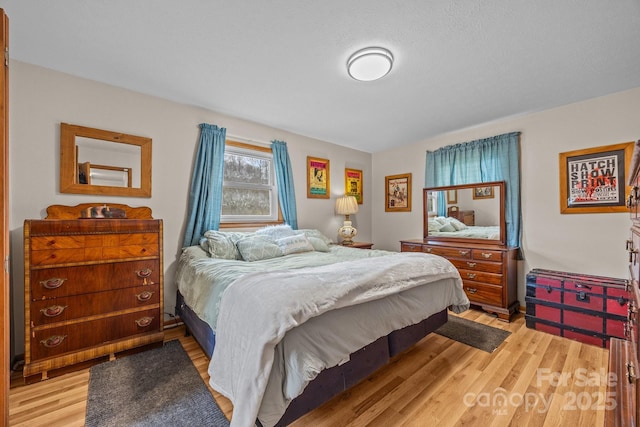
[424,181,506,246]
[60,123,152,197]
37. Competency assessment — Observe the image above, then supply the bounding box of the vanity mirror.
[424,181,505,245]
[60,123,152,197]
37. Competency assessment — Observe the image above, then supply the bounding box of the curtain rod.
[226,133,271,148]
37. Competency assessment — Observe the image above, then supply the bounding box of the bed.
[175,225,469,427]
[427,216,500,240]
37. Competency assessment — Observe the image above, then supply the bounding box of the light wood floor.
[8,309,611,426]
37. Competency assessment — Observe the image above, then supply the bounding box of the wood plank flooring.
[9,309,611,426]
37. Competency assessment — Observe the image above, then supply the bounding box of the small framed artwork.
[385,173,412,212]
[473,186,494,199]
[559,141,634,214]
[345,168,363,204]
[447,189,457,204]
[307,156,330,198]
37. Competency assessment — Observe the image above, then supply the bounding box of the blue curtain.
[425,132,521,249]
[182,123,226,247]
[271,140,298,229]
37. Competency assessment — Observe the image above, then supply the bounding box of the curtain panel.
[271,140,298,229]
[182,123,226,247]
[425,132,522,249]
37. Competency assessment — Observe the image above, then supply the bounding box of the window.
[221,141,280,225]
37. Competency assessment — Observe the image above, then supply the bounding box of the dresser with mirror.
[400,181,519,322]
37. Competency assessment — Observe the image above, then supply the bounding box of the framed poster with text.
[345,168,363,204]
[559,141,634,213]
[307,156,330,199]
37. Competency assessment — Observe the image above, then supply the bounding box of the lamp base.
[338,220,357,246]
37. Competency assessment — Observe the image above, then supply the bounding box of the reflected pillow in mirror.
[439,223,456,232]
[449,218,467,231]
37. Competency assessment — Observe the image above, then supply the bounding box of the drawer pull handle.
[136,291,154,302]
[466,287,478,294]
[40,305,68,317]
[426,247,432,253]
[40,335,67,348]
[467,273,477,279]
[467,262,476,268]
[136,268,153,278]
[459,250,469,256]
[617,296,629,307]
[135,316,154,328]
[481,253,493,259]
[627,363,636,383]
[546,285,553,294]
[40,278,66,290]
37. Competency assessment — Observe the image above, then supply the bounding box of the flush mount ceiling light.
[347,47,394,82]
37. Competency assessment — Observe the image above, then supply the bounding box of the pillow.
[439,223,456,232]
[307,236,330,252]
[276,234,314,255]
[297,229,333,246]
[236,235,283,261]
[255,224,296,240]
[203,230,249,259]
[432,216,447,225]
[449,218,467,231]
[427,220,440,233]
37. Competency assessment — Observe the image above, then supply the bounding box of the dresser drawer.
[450,259,502,274]
[30,237,159,266]
[472,249,503,262]
[458,269,503,285]
[30,284,160,326]
[426,246,472,259]
[30,307,160,360]
[462,281,503,306]
[30,260,160,299]
[400,243,424,253]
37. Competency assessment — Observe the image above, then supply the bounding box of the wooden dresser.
[23,204,164,382]
[607,141,640,425]
[401,239,518,321]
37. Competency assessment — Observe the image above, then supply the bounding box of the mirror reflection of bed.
[424,181,505,244]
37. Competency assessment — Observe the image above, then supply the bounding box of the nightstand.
[345,242,374,249]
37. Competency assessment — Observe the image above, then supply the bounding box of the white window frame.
[220,141,280,225]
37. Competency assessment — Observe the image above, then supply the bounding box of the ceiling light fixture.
[347,47,394,82]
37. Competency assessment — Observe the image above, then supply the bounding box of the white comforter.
[208,252,469,427]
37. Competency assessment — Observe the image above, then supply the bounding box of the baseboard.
[164,315,183,329]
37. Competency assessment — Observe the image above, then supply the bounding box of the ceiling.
[2,1,640,153]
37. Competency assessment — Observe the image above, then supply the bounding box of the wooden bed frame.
[175,290,448,426]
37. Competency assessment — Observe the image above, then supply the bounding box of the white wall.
[8,61,372,356]
[372,87,640,307]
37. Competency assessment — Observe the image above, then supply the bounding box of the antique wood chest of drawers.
[606,141,640,426]
[400,239,518,322]
[23,204,164,381]
[525,268,629,348]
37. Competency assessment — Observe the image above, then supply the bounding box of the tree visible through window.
[221,141,279,224]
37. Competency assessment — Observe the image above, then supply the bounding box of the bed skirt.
[175,290,448,426]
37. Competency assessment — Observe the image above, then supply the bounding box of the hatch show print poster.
[568,150,624,206]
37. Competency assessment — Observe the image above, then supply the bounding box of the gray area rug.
[435,316,511,353]
[86,340,229,427]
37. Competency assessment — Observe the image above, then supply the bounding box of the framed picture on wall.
[473,186,494,199]
[307,156,330,198]
[385,173,412,212]
[447,189,457,204]
[559,141,634,214]
[345,168,363,204]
